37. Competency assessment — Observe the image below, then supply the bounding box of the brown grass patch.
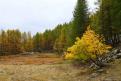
[0,53,63,65]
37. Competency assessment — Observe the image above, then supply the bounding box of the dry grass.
[0,53,62,65]
[0,53,88,81]
[0,64,89,81]
[0,53,121,81]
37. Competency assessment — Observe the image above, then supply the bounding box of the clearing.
[0,53,121,81]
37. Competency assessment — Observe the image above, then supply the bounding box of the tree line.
[0,0,121,55]
[90,0,121,46]
[0,23,73,55]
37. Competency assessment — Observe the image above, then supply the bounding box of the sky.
[0,0,97,35]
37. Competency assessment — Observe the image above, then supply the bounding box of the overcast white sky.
[0,0,97,34]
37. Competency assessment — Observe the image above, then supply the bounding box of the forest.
[0,0,121,80]
[0,0,121,55]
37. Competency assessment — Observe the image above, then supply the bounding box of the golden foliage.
[65,26,112,60]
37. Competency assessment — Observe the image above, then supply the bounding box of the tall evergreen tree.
[100,0,113,45]
[33,32,41,52]
[54,27,67,54]
[111,0,121,45]
[71,0,89,43]
[99,0,121,46]
[0,30,7,54]
[90,11,100,33]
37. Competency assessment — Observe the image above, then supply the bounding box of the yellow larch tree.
[65,26,112,65]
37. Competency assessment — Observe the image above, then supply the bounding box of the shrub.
[65,26,112,66]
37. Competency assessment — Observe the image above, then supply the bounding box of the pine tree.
[71,0,89,43]
[25,32,33,52]
[99,0,121,46]
[33,32,41,52]
[21,32,28,52]
[100,0,113,45]
[54,27,67,54]
[90,11,100,33]
[0,30,7,54]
